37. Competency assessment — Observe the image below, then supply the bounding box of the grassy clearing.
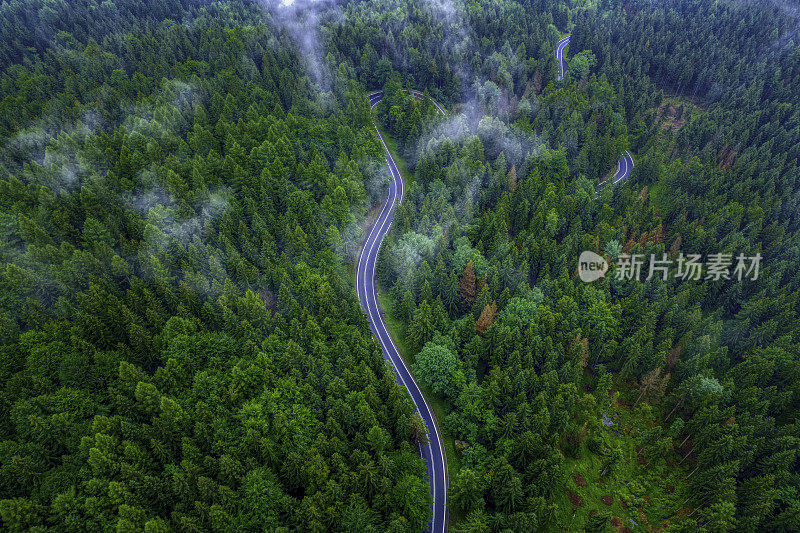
[552,379,690,532]
[374,119,413,185]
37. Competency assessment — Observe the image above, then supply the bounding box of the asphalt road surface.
[556,35,570,80]
[597,150,635,193]
[359,89,448,533]
[557,35,635,192]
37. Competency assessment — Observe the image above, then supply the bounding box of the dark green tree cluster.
[568,1,800,530]
[370,1,799,530]
[325,0,567,104]
[0,0,211,68]
[0,3,434,531]
[371,68,643,528]
[374,77,440,160]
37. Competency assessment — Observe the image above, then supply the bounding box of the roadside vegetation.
[0,0,797,531]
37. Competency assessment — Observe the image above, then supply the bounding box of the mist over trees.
[0,0,798,531]
[0,2,435,530]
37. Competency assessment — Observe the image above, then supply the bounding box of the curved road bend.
[597,150,635,193]
[358,89,447,533]
[557,35,634,192]
[556,35,570,81]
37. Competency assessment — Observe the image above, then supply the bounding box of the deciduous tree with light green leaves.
[569,50,597,80]
[412,341,462,398]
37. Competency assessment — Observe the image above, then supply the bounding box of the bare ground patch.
[569,490,585,507]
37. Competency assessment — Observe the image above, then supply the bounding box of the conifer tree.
[458,259,477,307]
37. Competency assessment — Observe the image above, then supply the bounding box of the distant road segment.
[556,36,634,192]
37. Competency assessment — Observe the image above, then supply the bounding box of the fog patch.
[257,0,345,93]
[4,111,104,191]
[392,230,436,289]
[411,109,545,170]
[421,0,474,86]
[123,79,200,138]
[453,174,481,225]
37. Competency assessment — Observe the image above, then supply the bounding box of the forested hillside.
[0,2,434,530]
[573,1,800,530]
[1,0,798,531]
[330,0,800,530]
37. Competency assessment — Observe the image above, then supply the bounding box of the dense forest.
[1,0,798,531]
[0,2,437,530]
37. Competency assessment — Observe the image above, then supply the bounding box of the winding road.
[556,35,570,81]
[557,35,634,190]
[597,150,635,193]
[358,89,447,533]
[358,47,632,527]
